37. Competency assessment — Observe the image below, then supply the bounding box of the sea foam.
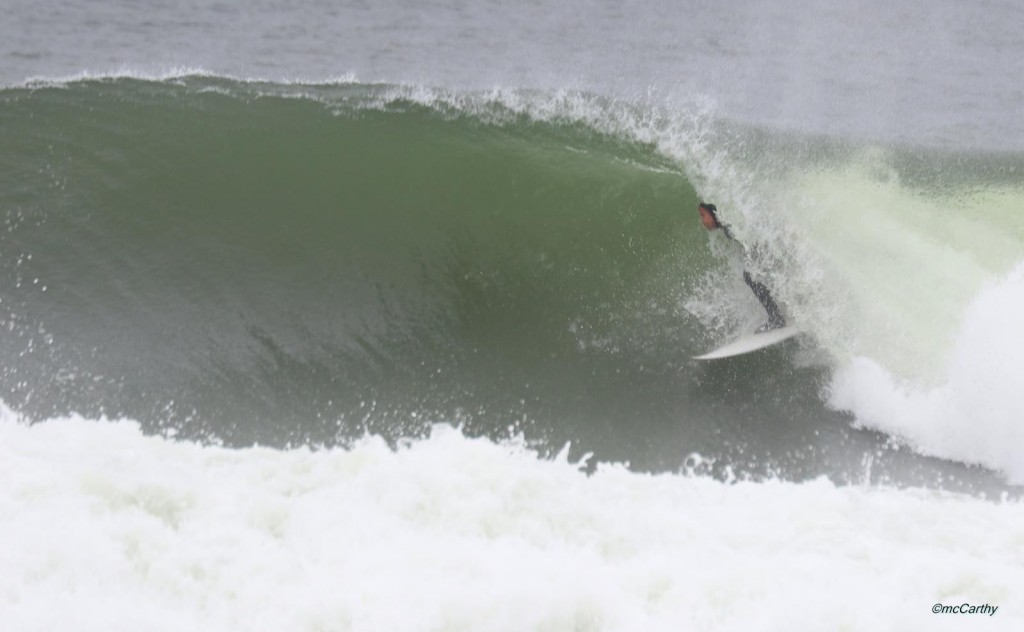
[2,406,1022,631]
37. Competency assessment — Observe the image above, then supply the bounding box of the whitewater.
[4,404,1023,632]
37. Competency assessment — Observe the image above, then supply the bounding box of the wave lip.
[13,67,366,91]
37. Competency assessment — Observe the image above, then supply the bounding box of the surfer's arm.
[717,223,753,260]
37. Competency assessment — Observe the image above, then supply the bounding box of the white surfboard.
[693,326,800,361]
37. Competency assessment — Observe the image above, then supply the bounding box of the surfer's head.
[698,202,720,230]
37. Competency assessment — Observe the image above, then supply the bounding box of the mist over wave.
[830,263,1024,482]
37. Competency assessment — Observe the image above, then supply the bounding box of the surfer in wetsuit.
[698,202,786,332]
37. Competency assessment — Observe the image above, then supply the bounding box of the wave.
[2,75,1023,484]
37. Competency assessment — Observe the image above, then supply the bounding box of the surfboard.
[693,326,800,361]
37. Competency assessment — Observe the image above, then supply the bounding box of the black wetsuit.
[719,224,786,330]
[742,270,785,330]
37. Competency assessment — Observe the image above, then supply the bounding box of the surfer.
[698,202,786,332]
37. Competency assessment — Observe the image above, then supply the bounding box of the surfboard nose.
[694,327,800,361]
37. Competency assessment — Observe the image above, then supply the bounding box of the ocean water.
[2,1,1023,630]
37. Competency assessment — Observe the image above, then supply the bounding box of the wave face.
[2,76,1023,488]
[1,78,699,447]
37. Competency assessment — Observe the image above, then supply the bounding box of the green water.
[1,77,1018,491]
